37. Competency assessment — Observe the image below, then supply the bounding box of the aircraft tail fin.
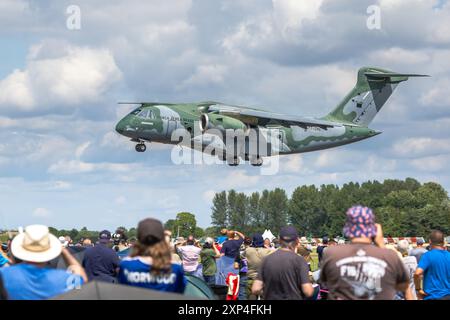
[324,67,429,127]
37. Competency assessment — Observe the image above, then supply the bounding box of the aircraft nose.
[115,119,126,134]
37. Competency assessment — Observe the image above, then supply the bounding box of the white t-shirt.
[402,255,418,299]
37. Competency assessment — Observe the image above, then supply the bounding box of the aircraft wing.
[207,104,342,129]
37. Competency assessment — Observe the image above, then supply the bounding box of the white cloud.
[32,207,51,218]
[392,137,450,157]
[272,0,323,42]
[75,141,91,159]
[221,170,260,189]
[115,196,127,205]
[410,154,450,172]
[368,47,430,66]
[48,159,141,175]
[0,42,122,112]
[202,190,216,203]
[420,77,450,107]
[180,64,228,88]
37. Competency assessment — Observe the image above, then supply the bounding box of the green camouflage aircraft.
[115,67,428,166]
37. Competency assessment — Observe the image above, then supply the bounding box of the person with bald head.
[414,230,450,300]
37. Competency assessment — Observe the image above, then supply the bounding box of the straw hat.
[11,225,62,263]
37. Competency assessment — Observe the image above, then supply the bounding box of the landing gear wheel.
[250,156,263,167]
[135,143,146,152]
[227,156,240,166]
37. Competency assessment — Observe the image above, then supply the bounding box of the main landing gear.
[135,143,147,152]
[250,156,263,167]
[223,155,263,166]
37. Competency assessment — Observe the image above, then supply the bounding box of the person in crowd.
[245,233,273,300]
[216,229,228,245]
[116,239,130,260]
[177,235,202,277]
[414,230,450,300]
[319,206,413,300]
[165,230,181,264]
[82,230,120,283]
[409,238,427,263]
[0,246,11,268]
[58,236,69,248]
[128,237,137,247]
[200,237,220,286]
[263,238,273,250]
[82,238,93,247]
[64,236,73,247]
[221,230,245,259]
[317,236,329,264]
[396,239,417,300]
[118,218,186,293]
[298,237,312,265]
[236,237,251,300]
[252,226,314,300]
[272,238,280,249]
[0,225,87,300]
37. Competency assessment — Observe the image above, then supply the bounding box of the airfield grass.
[309,249,319,272]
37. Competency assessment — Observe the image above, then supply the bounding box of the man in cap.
[82,230,120,283]
[409,238,427,263]
[251,226,314,300]
[319,206,412,300]
[0,225,87,300]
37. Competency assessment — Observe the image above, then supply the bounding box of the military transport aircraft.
[115,67,428,166]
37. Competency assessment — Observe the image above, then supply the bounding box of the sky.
[0,0,450,231]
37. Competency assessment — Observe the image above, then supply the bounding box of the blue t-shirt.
[220,238,244,258]
[216,236,228,245]
[0,264,83,300]
[418,249,450,300]
[118,257,186,293]
[0,254,9,267]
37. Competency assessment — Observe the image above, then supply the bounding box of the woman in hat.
[118,218,186,293]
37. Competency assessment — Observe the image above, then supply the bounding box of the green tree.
[266,188,288,234]
[211,191,228,229]
[175,212,197,238]
[164,219,177,235]
[247,192,262,233]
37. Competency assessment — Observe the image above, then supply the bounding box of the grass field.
[309,249,319,272]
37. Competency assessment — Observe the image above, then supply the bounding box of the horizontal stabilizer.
[364,72,430,78]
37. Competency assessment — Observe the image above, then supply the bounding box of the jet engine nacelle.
[200,113,248,133]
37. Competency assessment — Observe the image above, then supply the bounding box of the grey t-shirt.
[256,249,311,300]
[409,247,427,263]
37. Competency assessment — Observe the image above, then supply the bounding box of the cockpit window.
[130,108,142,115]
[137,110,150,118]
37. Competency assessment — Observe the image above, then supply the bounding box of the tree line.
[3,178,446,243]
[209,178,450,237]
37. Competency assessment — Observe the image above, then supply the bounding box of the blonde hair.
[130,240,172,275]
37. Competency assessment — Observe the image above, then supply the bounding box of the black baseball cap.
[279,226,298,242]
[137,218,164,245]
[99,230,111,244]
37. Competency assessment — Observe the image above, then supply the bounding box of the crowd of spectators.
[0,205,449,300]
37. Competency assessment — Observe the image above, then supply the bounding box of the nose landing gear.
[135,143,147,152]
